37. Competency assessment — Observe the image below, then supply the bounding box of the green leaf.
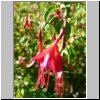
[66,22,71,39]
[45,16,62,34]
[68,51,70,64]
[56,2,62,6]
[65,3,70,17]
[68,47,71,64]
[16,87,21,98]
[44,7,56,22]
[71,48,76,55]
[64,2,70,6]
[54,20,62,34]
[48,15,57,24]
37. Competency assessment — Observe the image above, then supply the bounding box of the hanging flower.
[31,26,48,90]
[22,16,77,97]
[23,14,32,29]
[27,19,76,96]
[30,43,55,91]
[29,25,65,91]
[29,25,55,91]
[51,33,64,96]
[49,43,64,96]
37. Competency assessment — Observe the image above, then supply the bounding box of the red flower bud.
[38,26,42,52]
[23,14,32,29]
[62,28,66,49]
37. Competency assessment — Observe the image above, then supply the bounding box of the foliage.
[14,1,86,98]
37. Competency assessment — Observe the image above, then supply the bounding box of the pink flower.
[30,26,65,91]
[28,19,76,95]
[51,45,64,96]
[23,14,32,29]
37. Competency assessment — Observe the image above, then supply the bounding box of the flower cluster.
[26,18,76,96]
[22,9,76,96]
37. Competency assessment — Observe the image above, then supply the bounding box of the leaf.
[66,22,71,39]
[48,15,57,24]
[56,2,61,6]
[45,16,62,34]
[54,20,62,34]
[71,47,76,55]
[68,48,71,64]
[64,2,70,6]
[16,87,21,98]
[44,7,56,22]
[65,4,71,17]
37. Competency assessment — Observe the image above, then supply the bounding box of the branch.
[63,58,78,73]
[26,61,35,68]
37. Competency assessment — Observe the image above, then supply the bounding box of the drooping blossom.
[51,33,64,96]
[50,45,64,96]
[31,25,49,90]
[23,14,32,29]
[51,46,76,96]
[29,24,55,91]
[28,18,76,96]
[29,18,66,93]
[29,22,65,91]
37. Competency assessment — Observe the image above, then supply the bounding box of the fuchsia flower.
[23,14,32,29]
[30,25,65,92]
[29,25,56,91]
[51,45,64,96]
[29,19,76,96]
[30,26,49,91]
[51,33,64,96]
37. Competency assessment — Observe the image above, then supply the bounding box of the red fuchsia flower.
[29,24,65,92]
[51,45,64,96]
[23,14,32,29]
[29,19,76,95]
[29,18,67,95]
[51,34,64,96]
[29,24,55,91]
[27,18,77,96]
[51,34,76,96]
[31,26,48,91]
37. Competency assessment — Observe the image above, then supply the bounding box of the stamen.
[54,73,64,96]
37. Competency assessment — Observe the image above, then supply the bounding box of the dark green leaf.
[66,22,71,39]
[64,2,70,6]
[68,48,71,64]
[44,7,56,22]
[65,5,70,17]
[54,20,62,34]
[48,15,57,24]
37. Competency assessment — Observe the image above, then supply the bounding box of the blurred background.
[14,2,86,98]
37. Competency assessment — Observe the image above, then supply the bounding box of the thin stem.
[38,24,43,51]
[53,18,67,47]
[63,58,77,72]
